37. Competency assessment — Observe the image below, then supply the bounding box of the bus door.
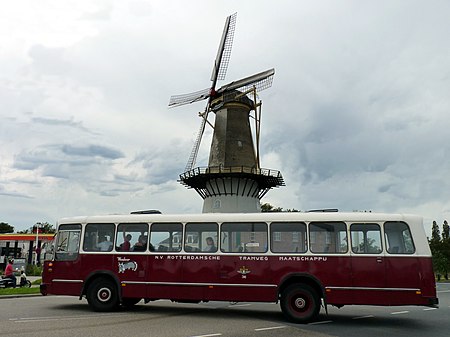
[147,223,184,300]
[384,221,421,305]
[350,223,386,305]
[217,222,271,302]
[81,223,116,287]
[181,223,220,300]
[114,223,149,298]
[50,224,82,295]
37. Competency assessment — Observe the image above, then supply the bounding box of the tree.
[261,203,283,212]
[0,222,14,234]
[429,220,450,279]
[33,222,56,234]
[17,222,56,234]
[261,203,300,212]
[442,220,449,241]
[430,221,440,244]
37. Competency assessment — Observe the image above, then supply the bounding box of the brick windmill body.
[169,13,284,213]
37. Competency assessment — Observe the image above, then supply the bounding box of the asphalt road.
[1,283,449,337]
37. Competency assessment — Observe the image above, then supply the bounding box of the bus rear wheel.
[280,284,320,323]
[87,278,119,312]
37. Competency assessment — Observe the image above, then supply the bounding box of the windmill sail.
[168,87,210,108]
[211,12,237,87]
[169,13,237,109]
[217,68,275,95]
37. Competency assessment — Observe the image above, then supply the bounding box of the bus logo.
[237,266,250,279]
[117,258,138,273]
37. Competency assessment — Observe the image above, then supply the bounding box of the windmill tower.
[169,13,284,213]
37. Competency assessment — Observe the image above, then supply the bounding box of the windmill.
[169,13,284,213]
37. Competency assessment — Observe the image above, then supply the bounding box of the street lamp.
[34,222,42,265]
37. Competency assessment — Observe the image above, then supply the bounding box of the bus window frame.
[270,222,307,254]
[350,223,383,254]
[116,223,149,252]
[220,222,268,253]
[184,222,218,253]
[384,221,416,254]
[55,224,81,261]
[150,223,183,253]
[83,223,115,252]
[308,221,348,254]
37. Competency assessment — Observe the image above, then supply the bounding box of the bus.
[40,211,438,323]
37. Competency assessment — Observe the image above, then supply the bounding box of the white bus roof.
[57,212,423,225]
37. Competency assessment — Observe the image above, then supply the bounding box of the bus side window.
[384,221,415,254]
[184,223,218,253]
[55,224,81,261]
[150,223,182,252]
[83,223,115,252]
[220,222,267,253]
[270,222,307,253]
[350,223,382,254]
[116,223,149,252]
[309,222,347,254]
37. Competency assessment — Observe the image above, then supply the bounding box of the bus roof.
[57,212,422,225]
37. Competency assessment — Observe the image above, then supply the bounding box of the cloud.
[2,0,450,233]
[61,144,124,159]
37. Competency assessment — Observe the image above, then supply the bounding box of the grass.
[0,286,41,296]
[0,278,42,296]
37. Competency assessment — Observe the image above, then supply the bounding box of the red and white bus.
[40,211,438,323]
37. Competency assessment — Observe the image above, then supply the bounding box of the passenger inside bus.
[119,232,132,251]
[97,236,112,251]
[204,237,217,252]
[133,234,148,251]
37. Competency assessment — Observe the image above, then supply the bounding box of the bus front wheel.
[280,284,320,323]
[87,278,119,312]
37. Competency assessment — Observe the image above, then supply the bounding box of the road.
[1,283,449,337]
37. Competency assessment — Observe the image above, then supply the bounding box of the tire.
[87,278,119,312]
[122,298,141,308]
[280,284,320,323]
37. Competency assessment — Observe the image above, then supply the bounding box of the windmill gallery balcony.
[179,166,285,199]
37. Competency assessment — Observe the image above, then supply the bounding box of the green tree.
[429,220,449,279]
[442,220,449,241]
[441,220,450,279]
[261,203,300,212]
[261,203,283,212]
[0,222,14,233]
[18,222,56,234]
[34,222,56,234]
[430,221,440,244]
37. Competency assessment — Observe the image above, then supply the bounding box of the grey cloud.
[32,117,93,133]
[130,142,187,185]
[14,143,124,181]
[61,144,124,159]
[0,190,33,199]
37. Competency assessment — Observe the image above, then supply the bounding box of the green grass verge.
[0,286,41,296]
[0,278,42,296]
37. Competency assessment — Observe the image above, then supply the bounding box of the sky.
[1,0,450,234]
